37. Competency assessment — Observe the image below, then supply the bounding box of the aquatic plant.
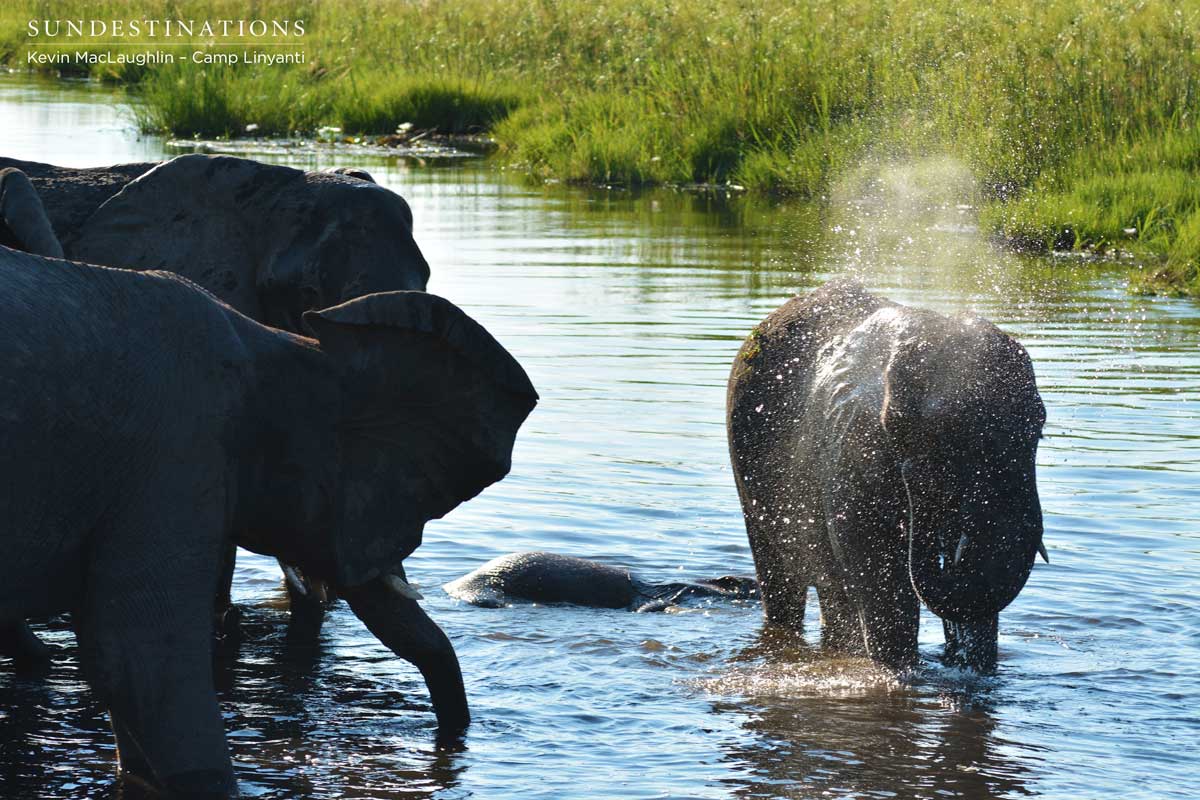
[3,0,1199,295]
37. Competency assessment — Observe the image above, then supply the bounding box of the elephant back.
[71,155,304,320]
[0,156,155,248]
[70,154,429,333]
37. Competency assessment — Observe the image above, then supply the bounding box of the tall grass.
[3,0,1200,294]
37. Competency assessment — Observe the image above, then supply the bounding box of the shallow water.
[0,73,1197,799]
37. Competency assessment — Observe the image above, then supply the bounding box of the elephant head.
[302,291,537,588]
[239,290,538,736]
[0,168,64,259]
[70,154,430,332]
[880,314,1045,663]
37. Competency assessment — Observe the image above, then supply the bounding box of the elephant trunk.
[341,573,470,742]
[904,465,1042,624]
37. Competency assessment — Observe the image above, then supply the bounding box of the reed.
[3,0,1199,294]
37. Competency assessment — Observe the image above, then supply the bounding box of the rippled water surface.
[0,74,1197,799]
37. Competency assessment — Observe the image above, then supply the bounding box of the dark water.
[0,74,1197,799]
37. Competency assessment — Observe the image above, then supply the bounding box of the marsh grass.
[4,0,1200,293]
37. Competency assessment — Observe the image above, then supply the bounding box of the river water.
[0,74,1196,799]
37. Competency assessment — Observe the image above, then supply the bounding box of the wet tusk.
[283,565,308,596]
[954,533,969,566]
[384,573,424,600]
[1037,541,1050,564]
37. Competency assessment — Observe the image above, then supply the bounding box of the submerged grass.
[3,0,1200,295]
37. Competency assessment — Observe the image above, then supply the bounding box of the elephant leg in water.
[0,254,536,792]
[0,168,64,673]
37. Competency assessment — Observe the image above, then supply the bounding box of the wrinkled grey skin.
[0,170,64,672]
[727,280,1045,672]
[0,240,538,796]
[0,153,430,635]
[11,153,431,329]
[444,551,758,612]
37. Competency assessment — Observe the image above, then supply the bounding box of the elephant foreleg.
[112,713,154,784]
[77,502,237,797]
[213,542,240,643]
[815,583,861,654]
[342,572,469,743]
[744,516,811,632]
[943,613,999,672]
[856,583,920,670]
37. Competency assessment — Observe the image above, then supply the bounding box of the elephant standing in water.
[0,153,431,633]
[0,230,537,796]
[727,280,1046,671]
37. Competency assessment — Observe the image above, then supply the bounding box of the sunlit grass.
[3,0,1200,294]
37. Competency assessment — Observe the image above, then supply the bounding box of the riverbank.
[2,0,1198,296]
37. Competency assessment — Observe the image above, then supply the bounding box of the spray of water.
[823,155,1028,307]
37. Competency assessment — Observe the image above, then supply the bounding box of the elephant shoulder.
[730,281,882,400]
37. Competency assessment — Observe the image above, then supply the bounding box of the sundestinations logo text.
[23,18,307,68]
[27,19,306,38]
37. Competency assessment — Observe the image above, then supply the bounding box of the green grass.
[4,0,1200,295]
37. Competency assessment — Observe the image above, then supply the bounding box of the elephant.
[444,551,759,612]
[0,167,63,258]
[0,153,428,330]
[726,280,1046,671]
[0,153,431,634]
[0,240,537,796]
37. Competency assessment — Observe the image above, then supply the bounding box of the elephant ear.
[0,168,64,258]
[71,154,306,319]
[303,291,538,587]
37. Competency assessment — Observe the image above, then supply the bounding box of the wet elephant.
[726,280,1046,671]
[0,237,537,795]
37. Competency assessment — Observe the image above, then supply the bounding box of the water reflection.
[705,633,1039,799]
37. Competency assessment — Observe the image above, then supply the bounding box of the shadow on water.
[1,604,468,800]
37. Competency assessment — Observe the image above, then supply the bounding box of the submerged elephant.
[727,280,1046,671]
[0,241,537,795]
[444,551,758,612]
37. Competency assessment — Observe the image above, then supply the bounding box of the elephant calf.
[0,197,537,795]
[727,280,1047,671]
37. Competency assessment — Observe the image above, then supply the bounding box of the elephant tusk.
[1037,541,1050,564]
[954,533,969,566]
[384,573,425,600]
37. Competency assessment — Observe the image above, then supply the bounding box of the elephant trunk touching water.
[727,280,1046,671]
[0,236,538,795]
